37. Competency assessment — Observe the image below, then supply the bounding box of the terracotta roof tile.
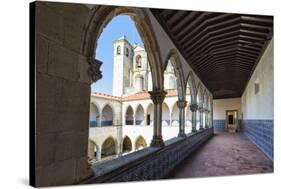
[91,88,190,102]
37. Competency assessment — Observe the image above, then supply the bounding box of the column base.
[178,133,186,138]
[191,128,197,133]
[199,126,204,131]
[150,136,165,148]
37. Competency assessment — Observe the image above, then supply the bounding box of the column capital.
[177,100,187,109]
[149,90,167,104]
[190,104,198,112]
[88,57,103,83]
[199,107,205,113]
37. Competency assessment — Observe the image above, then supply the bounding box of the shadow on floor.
[167,132,273,179]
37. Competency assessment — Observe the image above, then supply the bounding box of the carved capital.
[149,90,167,104]
[88,57,103,83]
[199,107,204,113]
[190,104,198,112]
[177,100,187,109]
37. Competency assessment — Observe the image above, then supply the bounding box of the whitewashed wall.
[213,98,242,120]
[241,39,274,120]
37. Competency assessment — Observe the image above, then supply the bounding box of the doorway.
[226,110,238,133]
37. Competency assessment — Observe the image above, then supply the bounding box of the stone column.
[177,100,187,137]
[210,99,213,128]
[144,113,147,126]
[149,90,167,147]
[96,147,101,161]
[133,114,136,126]
[169,112,172,126]
[96,116,101,127]
[199,107,204,130]
[205,109,209,128]
[190,104,198,133]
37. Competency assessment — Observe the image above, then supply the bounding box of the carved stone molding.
[190,104,198,112]
[177,100,187,109]
[88,57,103,83]
[149,90,167,104]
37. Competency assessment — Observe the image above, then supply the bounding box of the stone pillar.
[96,147,101,161]
[210,99,213,128]
[169,112,172,126]
[96,116,101,127]
[199,107,204,130]
[144,113,147,126]
[177,100,187,137]
[149,90,167,147]
[133,115,136,126]
[190,104,198,133]
[205,109,209,128]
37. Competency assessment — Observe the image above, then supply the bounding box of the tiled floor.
[170,132,273,178]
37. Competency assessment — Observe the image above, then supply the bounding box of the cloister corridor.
[169,132,273,179]
[32,2,274,187]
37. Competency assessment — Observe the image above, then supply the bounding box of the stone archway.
[125,105,134,125]
[186,71,196,104]
[88,140,98,161]
[164,49,186,101]
[82,6,163,91]
[101,137,116,158]
[89,103,100,127]
[101,104,114,126]
[135,104,145,125]
[135,136,147,150]
[122,136,132,153]
[162,102,170,126]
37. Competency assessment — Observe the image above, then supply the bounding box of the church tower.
[112,35,133,96]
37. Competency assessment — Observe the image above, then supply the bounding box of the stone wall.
[34,1,93,187]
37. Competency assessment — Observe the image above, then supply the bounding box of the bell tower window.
[136,55,142,68]
[117,45,121,55]
[126,48,129,57]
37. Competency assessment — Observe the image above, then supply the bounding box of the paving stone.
[170,132,273,178]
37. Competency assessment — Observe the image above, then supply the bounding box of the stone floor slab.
[169,132,273,178]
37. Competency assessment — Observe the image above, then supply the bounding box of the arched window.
[126,48,129,57]
[116,45,121,55]
[136,55,142,68]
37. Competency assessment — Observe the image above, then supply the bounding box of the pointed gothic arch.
[82,6,164,90]
[122,136,132,153]
[135,136,147,150]
[101,104,114,126]
[125,105,134,125]
[101,136,117,158]
[135,104,145,125]
[186,71,196,104]
[164,49,185,101]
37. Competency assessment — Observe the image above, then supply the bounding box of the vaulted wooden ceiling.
[151,9,273,99]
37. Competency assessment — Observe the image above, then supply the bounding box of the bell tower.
[112,35,133,96]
